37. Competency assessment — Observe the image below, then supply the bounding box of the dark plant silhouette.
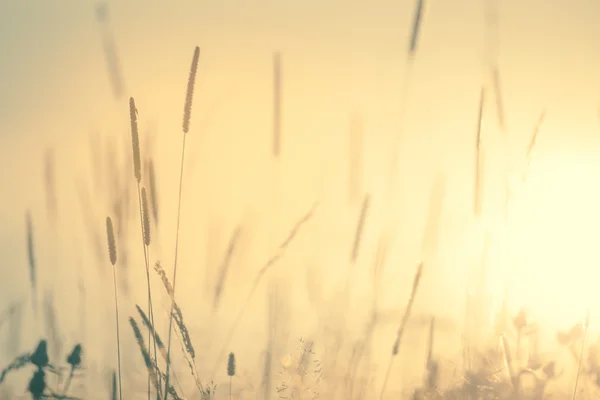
[0,340,83,399]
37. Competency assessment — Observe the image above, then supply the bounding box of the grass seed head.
[146,158,159,224]
[183,46,200,134]
[141,186,151,246]
[227,352,236,377]
[106,216,117,265]
[129,97,142,183]
[25,211,36,293]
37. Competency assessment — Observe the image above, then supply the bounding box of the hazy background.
[2,0,600,397]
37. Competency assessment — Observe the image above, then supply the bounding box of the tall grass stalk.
[139,184,157,399]
[474,88,485,217]
[227,352,235,400]
[408,0,424,58]
[345,194,370,310]
[272,52,282,158]
[348,115,363,205]
[130,96,158,399]
[483,0,504,131]
[522,109,546,183]
[25,211,37,319]
[164,45,200,400]
[388,0,424,191]
[571,311,590,400]
[379,261,424,399]
[106,216,122,400]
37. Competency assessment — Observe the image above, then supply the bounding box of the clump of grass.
[276,338,322,400]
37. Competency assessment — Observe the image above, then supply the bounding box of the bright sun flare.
[487,153,600,338]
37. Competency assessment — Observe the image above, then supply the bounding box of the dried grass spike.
[172,305,195,360]
[141,187,151,246]
[183,46,200,134]
[272,51,282,157]
[129,318,160,393]
[348,115,363,203]
[106,216,117,265]
[44,148,57,221]
[136,305,167,360]
[408,0,425,56]
[492,66,506,130]
[25,211,36,294]
[129,97,141,183]
[147,158,159,224]
[351,195,370,263]
[153,261,173,298]
[474,88,485,216]
[227,352,236,376]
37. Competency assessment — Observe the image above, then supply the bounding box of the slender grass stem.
[164,132,188,400]
[112,264,123,400]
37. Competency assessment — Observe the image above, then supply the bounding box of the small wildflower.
[67,344,82,368]
[28,368,45,399]
[30,340,49,369]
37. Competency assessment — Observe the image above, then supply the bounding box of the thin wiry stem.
[137,183,157,400]
[164,46,199,400]
[112,264,123,400]
[572,311,590,400]
[164,132,188,400]
[379,262,424,400]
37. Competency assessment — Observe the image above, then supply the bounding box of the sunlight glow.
[493,152,600,337]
